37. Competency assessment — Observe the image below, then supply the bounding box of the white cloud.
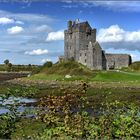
[15,20,24,25]
[97,25,124,43]
[41,58,51,63]
[88,1,140,12]
[62,5,78,8]
[131,54,137,59]
[0,17,24,25]
[25,49,49,55]
[0,10,54,24]
[14,13,53,23]
[35,25,52,33]
[62,1,140,12]
[97,25,140,51]
[61,0,72,3]
[46,30,64,42]
[125,31,140,42]
[7,26,24,35]
[97,25,140,43]
[0,17,14,24]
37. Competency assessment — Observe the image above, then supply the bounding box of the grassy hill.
[129,61,140,71]
[40,61,94,76]
[26,61,140,83]
[92,71,140,82]
[27,61,96,81]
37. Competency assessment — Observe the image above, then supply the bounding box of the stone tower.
[64,20,96,61]
[64,20,132,70]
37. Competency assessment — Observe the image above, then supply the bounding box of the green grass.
[87,87,140,105]
[129,61,140,71]
[0,84,8,94]
[27,73,91,82]
[27,74,63,81]
[27,70,140,83]
[0,64,6,71]
[92,71,140,82]
[30,60,140,83]
[40,60,94,76]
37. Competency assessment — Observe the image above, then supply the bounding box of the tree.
[28,64,32,67]
[7,63,12,72]
[28,64,32,71]
[43,61,53,68]
[4,59,9,65]
[8,63,12,68]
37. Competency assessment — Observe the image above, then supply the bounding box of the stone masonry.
[64,20,132,70]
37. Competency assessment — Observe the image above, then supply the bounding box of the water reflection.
[0,96,37,115]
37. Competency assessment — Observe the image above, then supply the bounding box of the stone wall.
[64,30,77,60]
[106,54,132,69]
[102,51,107,70]
[78,49,88,66]
[86,42,103,70]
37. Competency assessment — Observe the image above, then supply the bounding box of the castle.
[64,20,132,70]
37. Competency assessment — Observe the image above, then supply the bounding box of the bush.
[43,61,53,68]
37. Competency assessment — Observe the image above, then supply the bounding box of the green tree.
[28,64,32,67]
[8,63,12,68]
[7,63,12,72]
[43,61,53,68]
[28,64,32,71]
[4,59,9,65]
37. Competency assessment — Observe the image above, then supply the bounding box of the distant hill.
[40,61,94,76]
[129,61,140,71]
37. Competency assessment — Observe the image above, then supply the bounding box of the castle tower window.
[85,53,86,56]
[85,59,86,63]
[70,46,71,50]
[80,53,81,56]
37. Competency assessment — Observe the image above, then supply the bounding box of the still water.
[0,96,37,115]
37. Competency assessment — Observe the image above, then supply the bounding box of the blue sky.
[0,0,140,65]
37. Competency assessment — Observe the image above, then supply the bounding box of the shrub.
[43,61,53,68]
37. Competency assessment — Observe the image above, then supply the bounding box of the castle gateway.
[64,20,132,70]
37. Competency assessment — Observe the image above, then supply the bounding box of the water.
[0,96,37,115]
[0,96,36,105]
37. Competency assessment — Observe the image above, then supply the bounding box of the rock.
[27,74,31,77]
[65,75,72,79]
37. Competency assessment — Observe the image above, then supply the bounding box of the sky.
[0,0,140,65]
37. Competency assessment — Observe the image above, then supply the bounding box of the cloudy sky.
[0,0,140,65]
